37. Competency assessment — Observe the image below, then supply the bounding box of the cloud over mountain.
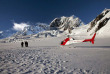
[13,22,30,31]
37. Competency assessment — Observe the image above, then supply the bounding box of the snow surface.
[0,37,110,74]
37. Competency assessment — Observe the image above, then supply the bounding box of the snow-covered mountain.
[0,23,49,39]
[50,16,84,33]
[87,9,110,37]
[12,23,49,37]
[0,9,110,43]
[14,15,83,37]
[87,9,110,32]
[0,30,16,39]
[0,31,4,39]
[0,15,84,42]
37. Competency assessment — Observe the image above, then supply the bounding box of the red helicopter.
[61,33,96,45]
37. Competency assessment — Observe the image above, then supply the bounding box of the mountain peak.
[87,9,110,32]
[50,15,84,33]
[86,9,110,38]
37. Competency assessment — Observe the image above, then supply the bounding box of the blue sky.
[0,0,110,31]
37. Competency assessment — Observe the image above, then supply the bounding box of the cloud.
[13,22,30,31]
[0,31,3,33]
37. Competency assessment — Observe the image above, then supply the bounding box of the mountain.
[71,9,110,38]
[0,9,110,43]
[0,15,84,43]
[87,9,110,37]
[0,31,3,39]
[50,16,84,33]
[0,30,16,39]
[12,23,49,37]
[12,16,83,38]
[87,9,110,32]
[0,23,49,39]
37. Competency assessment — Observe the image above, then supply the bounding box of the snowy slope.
[87,9,110,38]
[71,9,110,38]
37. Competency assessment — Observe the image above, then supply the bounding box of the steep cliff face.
[87,9,110,34]
[50,16,84,33]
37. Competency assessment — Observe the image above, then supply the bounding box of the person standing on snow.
[25,41,28,47]
[21,42,24,47]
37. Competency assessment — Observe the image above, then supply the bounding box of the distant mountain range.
[0,15,83,39]
[0,29,16,39]
[0,23,49,39]
[0,9,110,43]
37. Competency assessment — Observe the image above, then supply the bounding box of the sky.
[0,0,110,31]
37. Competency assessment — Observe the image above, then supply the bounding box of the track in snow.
[0,47,94,74]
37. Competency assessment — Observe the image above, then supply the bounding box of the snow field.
[0,37,110,74]
[0,46,95,74]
